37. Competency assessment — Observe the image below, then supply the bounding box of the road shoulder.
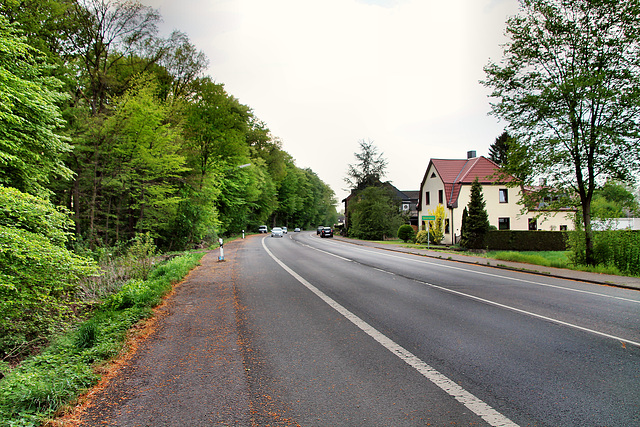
[60,241,251,426]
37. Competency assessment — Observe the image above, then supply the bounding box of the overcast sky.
[141,0,521,204]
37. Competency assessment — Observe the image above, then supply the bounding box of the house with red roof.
[417,152,574,245]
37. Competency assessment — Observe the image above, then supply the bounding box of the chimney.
[467,150,476,159]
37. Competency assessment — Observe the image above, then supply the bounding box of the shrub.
[398,224,415,242]
[484,231,569,251]
[569,229,640,276]
[0,252,204,426]
[415,230,429,244]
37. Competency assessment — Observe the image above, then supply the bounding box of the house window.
[438,189,444,204]
[499,188,508,203]
[528,218,537,230]
[444,218,450,234]
[431,172,436,178]
[560,225,568,231]
[498,217,510,230]
[425,191,430,205]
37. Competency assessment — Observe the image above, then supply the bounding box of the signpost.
[422,215,436,250]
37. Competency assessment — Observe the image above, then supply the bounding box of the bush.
[569,229,640,276]
[484,231,569,251]
[0,251,204,426]
[397,224,415,242]
[415,230,429,244]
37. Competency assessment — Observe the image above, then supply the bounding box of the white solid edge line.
[335,243,640,305]
[298,236,640,347]
[262,238,519,427]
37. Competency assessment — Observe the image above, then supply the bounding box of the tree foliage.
[460,178,489,249]
[0,0,337,362]
[348,186,404,240]
[483,0,640,265]
[344,139,388,190]
[0,16,72,195]
[488,131,511,166]
[0,186,98,356]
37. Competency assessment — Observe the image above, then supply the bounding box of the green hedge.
[484,230,569,251]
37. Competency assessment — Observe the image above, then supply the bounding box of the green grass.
[484,250,570,269]
[0,251,204,427]
[363,238,628,276]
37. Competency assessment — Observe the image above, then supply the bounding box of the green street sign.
[422,215,436,221]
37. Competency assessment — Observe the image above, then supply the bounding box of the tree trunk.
[582,199,595,266]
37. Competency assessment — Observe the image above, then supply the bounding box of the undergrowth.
[0,251,204,427]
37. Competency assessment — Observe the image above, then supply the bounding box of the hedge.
[483,230,569,251]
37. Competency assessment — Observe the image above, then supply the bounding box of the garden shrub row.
[0,251,204,427]
[484,230,570,251]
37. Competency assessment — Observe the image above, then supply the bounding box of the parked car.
[320,227,333,238]
[317,226,324,235]
[258,225,268,233]
[271,227,284,237]
[294,227,301,232]
[282,227,288,234]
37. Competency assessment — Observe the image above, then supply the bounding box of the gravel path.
[69,241,252,426]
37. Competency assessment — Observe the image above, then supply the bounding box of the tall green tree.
[344,138,388,190]
[348,186,403,240]
[101,77,186,238]
[183,77,251,188]
[591,181,639,219]
[460,178,489,249]
[0,16,72,195]
[483,0,640,265]
[488,131,511,166]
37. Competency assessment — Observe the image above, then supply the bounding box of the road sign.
[422,215,436,221]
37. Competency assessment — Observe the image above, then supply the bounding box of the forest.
[0,0,337,362]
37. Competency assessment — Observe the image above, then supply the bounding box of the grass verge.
[0,251,204,427]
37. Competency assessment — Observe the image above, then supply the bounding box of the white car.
[271,227,284,237]
[282,227,288,234]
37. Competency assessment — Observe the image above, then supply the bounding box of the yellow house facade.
[418,154,575,245]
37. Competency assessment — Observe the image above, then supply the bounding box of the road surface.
[74,232,640,426]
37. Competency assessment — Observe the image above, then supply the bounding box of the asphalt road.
[73,232,640,426]
[238,231,640,426]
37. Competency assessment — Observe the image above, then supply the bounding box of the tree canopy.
[344,139,388,191]
[483,0,640,265]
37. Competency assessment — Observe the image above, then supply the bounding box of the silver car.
[271,227,284,237]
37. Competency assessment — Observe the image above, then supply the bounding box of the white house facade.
[417,154,575,245]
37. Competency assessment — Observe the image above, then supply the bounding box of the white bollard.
[218,237,225,261]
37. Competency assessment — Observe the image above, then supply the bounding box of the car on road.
[317,226,324,235]
[320,227,333,238]
[294,227,301,232]
[282,227,288,234]
[271,227,284,237]
[258,225,268,233]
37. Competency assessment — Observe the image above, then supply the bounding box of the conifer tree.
[461,178,489,249]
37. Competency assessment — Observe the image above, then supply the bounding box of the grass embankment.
[377,239,626,276]
[0,252,204,427]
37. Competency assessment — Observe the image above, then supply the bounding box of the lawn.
[374,239,625,276]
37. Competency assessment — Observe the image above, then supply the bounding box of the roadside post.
[422,215,435,250]
[242,230,245,239]
[218,237,225,261]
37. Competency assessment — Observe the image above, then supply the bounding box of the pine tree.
[460,207,468,246]
[462,178,489,249]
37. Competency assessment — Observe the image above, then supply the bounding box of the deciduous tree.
[483,0,640,265]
